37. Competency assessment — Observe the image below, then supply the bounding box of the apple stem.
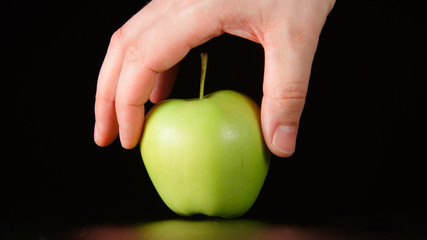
[199,53,208,99]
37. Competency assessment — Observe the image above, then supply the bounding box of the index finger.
[114,4,224,149]
[94,1,167,147]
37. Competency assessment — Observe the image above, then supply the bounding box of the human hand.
[94,0,335,157]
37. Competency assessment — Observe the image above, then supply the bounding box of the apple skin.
[140,90,270,218]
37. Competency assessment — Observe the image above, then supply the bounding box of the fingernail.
[273,125,297,154]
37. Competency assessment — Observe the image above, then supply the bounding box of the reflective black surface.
[2,216,426,240]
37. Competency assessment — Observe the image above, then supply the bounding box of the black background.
[3,0,426,233]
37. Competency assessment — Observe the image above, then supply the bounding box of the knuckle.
[265,85,307,114]
[95,95,115,104]
[281,86,307,101]
[95,96,116,109]
[114,100,128,113]
[115,97,143,111]
[124,42,143,64]
[109,27,126,51]
[268,83,308,101]
[283,98,306,115]
[95,96,116,116]
[110,27,147,65]
[278,96,306,115]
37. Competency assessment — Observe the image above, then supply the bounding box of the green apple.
[140,54,270,218]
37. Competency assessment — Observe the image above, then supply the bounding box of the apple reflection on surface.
[76,219,344,240]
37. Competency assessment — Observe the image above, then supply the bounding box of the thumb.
[261,36,319,158]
